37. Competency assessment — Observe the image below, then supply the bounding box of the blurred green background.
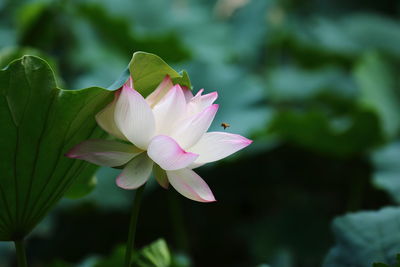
[2,0,400,266]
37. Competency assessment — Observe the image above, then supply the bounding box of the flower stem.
[14,240,28,267]
[168,191,189,253]
[124,184,146,267]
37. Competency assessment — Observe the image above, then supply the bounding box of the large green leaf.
[323,207,400,267]
[129,52,191,97]
[0,56,113,241]
[0,47,63,86]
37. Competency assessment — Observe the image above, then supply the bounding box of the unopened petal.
[95,91,127,141]
[146,75,174,107]
[147,135,199,171]
[116,153,153,189]
[65,139,141,167]
[170,104,219,149]
[114,85,156,149]
[152,85,186,135]
[189,132,252,167]
[167,168,216,202]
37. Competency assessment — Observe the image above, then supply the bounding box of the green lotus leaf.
[129,51,192,97]
[0,55,114,241]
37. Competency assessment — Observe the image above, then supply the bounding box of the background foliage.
[1,0,400,266]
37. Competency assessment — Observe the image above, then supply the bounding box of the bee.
[221,122,230,130]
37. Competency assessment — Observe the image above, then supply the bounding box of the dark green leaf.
[0,56,113,240]
[323,207,400,267]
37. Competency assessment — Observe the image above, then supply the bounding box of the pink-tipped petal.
[152,85,186,135]
[186,90,218,116]
[167,168,216,202]
[188,132,252,167]
[182,87,194,102]
[114,85,156,150]
[146,75,174,107]
[147,135,199,171]
[153,164,169,189]
[65,139,141,167]
[116,153,153,189]
[95,91,128,141]
[170,104,219,149]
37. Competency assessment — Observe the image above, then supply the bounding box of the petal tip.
[160,183,170,189]
[159,184,169,190]
[116,175,134,190]
[64,152,76,158]
[202,195,217,203]
[64,145,81,159]
[210,104,219,113]
[243,137,253,145]
[164,74,171,81]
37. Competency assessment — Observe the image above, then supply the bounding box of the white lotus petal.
[186,90,218,117]
[95,92,127,141]
[114,85,155,149]
[182,87,194,102]
[189,132,252,167]
[116,153,153,189]
[152,85,186,135]
[167,168,216,202]
[147,135,199,171]
[146,75,174,107]
[170,104,219,149]
[66,139,141,167]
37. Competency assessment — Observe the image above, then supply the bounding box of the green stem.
[167,191,189,253]
[124,185,146,267]
[14,240,28,267]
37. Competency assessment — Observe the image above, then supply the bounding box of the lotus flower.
[66,76,252,202]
